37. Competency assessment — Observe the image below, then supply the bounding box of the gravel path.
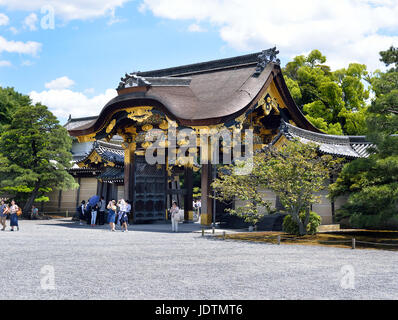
[1,219,397,300]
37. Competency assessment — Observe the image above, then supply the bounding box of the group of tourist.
[0,200,20,232]
[77,196,131,232]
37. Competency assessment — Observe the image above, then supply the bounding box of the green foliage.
[379,46,398,71]
[0,87,31,133]
[0,89,78,214]
[213,140,340,234]
[193,187,201,199]
[284,50,369,135]
[212,158,273,226]
[259,140,340,235]
[331,46,398,228]
[283,211,322,235]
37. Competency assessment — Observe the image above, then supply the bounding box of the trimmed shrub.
[283,211,322,235]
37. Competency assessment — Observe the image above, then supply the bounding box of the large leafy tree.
[258,141,340,235]
[0,99,77,216]
[330,46,398,228]
[213,140,340,235]
[212,158,273,226]
[0,87,31,132]
[284,50,369,135]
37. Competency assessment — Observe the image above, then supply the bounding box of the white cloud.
[29,88,117,119]
[45,76,75,90]
[8,26,18,34]
[21,60,34,66]
[140,0,398,71]
[84,88,95,95]
[23,13,38,31]
[0,60,11,67]
[0,35,41,55]
[0,1,131,21]
[0,12,9,26]
[188,23,206,32]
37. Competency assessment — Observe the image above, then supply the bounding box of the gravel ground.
[1,218,398,300]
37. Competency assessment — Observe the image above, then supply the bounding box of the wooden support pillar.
[123,142,136,202]
[184,165,193,221]
[96,180,101,196]
[200,163,213,226]
[75,177,81,208]
[57,190,62,213]
[102,182,108,202]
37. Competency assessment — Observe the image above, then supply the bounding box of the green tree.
[213,140,340,235]
[284,50,369,135]
[0,102,77,216]
[330,46,398,228]
[0,87,31,132]
[258,141,340,235]
[212,158,272,227]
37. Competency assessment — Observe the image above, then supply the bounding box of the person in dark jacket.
[78,200,86,225]
[97,196,106,225]
[85,203,92,225]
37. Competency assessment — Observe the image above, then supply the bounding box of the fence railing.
[202,228,398,250]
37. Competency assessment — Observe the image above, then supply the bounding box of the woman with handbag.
[107,200,117,232]
[9,200,20,232]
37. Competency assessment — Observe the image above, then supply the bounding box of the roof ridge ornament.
[253,47,280,77]
[117,72,151,90]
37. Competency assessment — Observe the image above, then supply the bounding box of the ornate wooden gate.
[133,156,166,222]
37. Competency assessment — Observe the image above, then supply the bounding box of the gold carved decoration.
[159,140,170,148]
[165,116,178,128]
[77,133,96,143]
[104,161,116,167]
[177,139,189,146]
[159,120,169,130]
[257,92,279,116]
[126,106,153,123]
[142,124,153,131]
[88,151,102,165]
[106,119,116,134]
[142,141,152,149]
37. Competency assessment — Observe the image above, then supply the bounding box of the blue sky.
[0,3,239,94]
[0,0,397,124]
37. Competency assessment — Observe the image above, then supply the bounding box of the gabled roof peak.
[134,47,280,78]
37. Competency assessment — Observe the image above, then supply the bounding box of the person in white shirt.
[197,199,202,217]
[117,199,129,232]
[170,201,180,232]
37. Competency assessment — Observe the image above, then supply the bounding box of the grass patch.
[217,230,398,251]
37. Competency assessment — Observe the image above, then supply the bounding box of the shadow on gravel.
[37,219,203,234]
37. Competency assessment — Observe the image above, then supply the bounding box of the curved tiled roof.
[98,167,124,182]
[277,121,374,158]
[78,140,124,165]
[68,49,321,137]
[64,116,98,131]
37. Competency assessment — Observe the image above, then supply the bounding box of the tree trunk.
[23,182,40,218]
[303,207,310,233]
[298,221,306,236]
[292,211,307,236]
